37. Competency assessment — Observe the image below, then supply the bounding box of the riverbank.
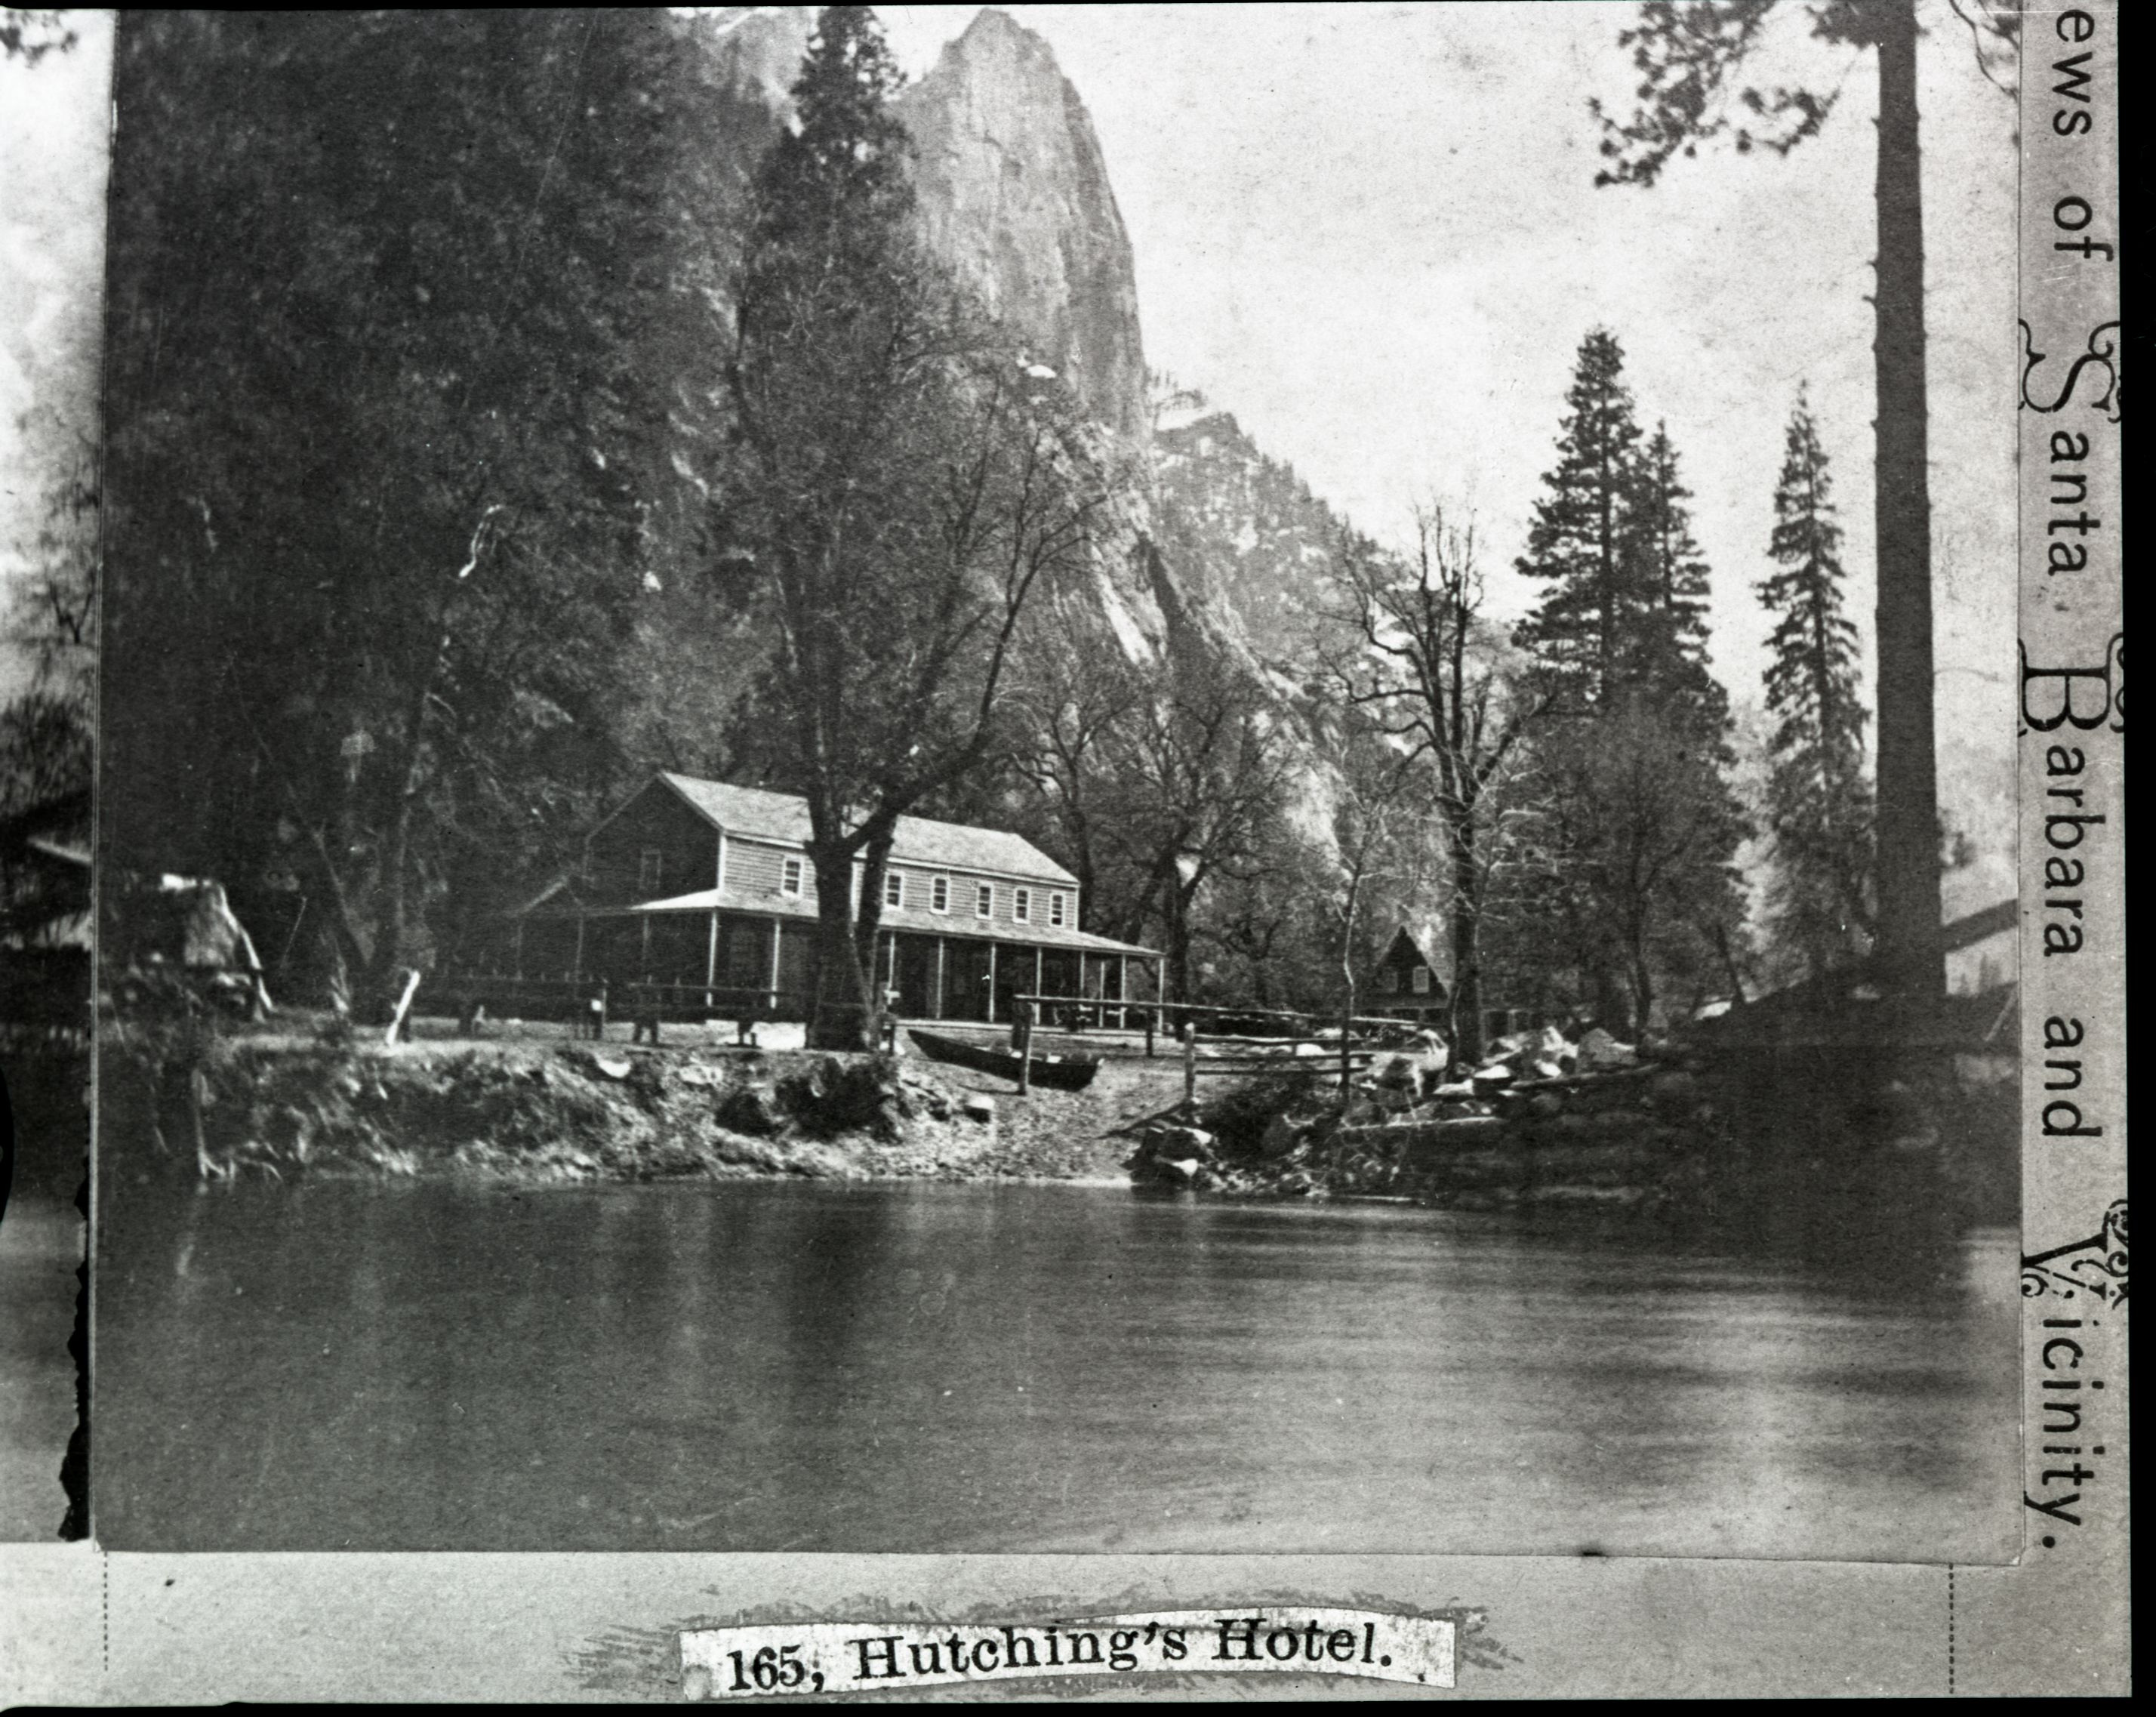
[100,1026,1191,1186]
[1137,1031,2017,1223]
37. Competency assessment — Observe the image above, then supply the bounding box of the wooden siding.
[882,866,1073,932]
[584,783,716,907]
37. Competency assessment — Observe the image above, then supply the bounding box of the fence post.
[1144,1008,1155,1059]
[1183,1025,1198,1111]
[1016,1000,1033,1096]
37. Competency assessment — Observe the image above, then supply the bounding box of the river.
[93,1179,2019,1561]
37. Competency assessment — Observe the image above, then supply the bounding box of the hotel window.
[1411,966,1431,994]
[781,856,803,898]
[976,882,994,919]
[884,871,904,908]
[932,875,950,914]
[1378,967,1400,994]
[1049,892,1067,928]
[638,849,664,893]
[1013,887,1031,923]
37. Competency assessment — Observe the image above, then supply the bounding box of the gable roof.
[649,773,1078,886]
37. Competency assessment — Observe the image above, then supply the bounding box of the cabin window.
[1013,887,1030,923]
[781,857,803,898]
[1378,967,1399,994]
[884,871,904,908]
[1049,892,1067,928]
[638,849,664,893]
[1411,966,1431,995]
[976,882,994,919]
[931,875,950,914]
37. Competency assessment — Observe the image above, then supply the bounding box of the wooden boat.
[904,1027,1101,1092]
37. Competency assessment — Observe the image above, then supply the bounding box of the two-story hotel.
[501,772,1159,1024]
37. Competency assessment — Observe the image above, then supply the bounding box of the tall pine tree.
[1757,390,1872,976]
[1514,329,1648,709]
[1510,331,1749,1031]
[1628,423,1729,741]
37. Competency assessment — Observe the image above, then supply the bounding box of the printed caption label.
[681,1608,1456,1697]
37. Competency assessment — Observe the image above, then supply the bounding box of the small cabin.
[1366,926,1449,1022]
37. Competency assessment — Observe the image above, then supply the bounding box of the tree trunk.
[850,829,895,1046]
[1447,818,1484,1067]
[807,847,871,1050]
[1166,880,1195,1006]
[1870,0,1945,1005]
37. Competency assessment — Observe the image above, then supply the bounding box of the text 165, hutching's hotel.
[497,773,1159,1025]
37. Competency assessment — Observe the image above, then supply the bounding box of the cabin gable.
[583,780,716,908]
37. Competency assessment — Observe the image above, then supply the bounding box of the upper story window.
[1049,892,1067,928]
[975,882,994,919]
[1410,966,1431,995]
[1378,966,1400,994]
[931,875,950,914]
[639,849,664,894]
[884,871,904,909]
[1013,887,1031,923]
[781,856,804,898]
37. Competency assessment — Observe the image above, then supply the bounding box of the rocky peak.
[682,7,815,117]
[895,9,1149,442]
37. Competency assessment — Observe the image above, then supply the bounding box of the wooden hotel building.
[503,773,1159,1025]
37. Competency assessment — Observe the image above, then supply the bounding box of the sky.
[2,5,2017,772]
[876,3,2019,759]
[0,12,110,698]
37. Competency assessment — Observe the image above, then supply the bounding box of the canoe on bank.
[904,1027,1101,1092]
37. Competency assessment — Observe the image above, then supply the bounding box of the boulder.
[1577,1028,1638,1071]
[1529,1025,1573,1065]
[1260,1112,1309,1160]
[961,1093,996,1123]
[716,1085,781,1136]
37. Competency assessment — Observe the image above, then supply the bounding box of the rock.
[716,1086,780,1136]
[1260,1113,1308,1160]
[1526,1092,1566,1120]
[1371,1053,1420,1090]
[1577,1028,1638,1071]
[674,1062,726,1090]
[1470,1063,1514,1090]
[1529,1025,1572,1062]
[1528,1059,1566,1081]
[961,1093,996,1123]
[1431,1080,1477,1101]
[895,10,1150,441]
[1648,1069,1699,1111]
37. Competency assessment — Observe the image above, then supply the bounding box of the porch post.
[1034,945,1043,1005]
[934,937,947,1021]
[640,913,651,979]
[987,940,999,1023]
[572,908,586,982]
[705,909,719,997]
[767,917,783,1013]
[1117,954,1129,1031]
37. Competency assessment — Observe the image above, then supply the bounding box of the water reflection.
[95,1179,2018,1561]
